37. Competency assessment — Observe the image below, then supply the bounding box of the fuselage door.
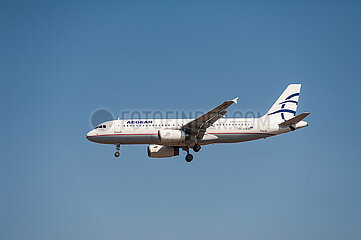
[114,120,122,133]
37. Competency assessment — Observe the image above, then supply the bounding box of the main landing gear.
[182,147,193,162]
[114,143,120,157]
[193,144,201,152]
[185,153,193,162]
[183,144,201,162]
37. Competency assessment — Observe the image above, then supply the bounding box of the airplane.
[86,84,310,162]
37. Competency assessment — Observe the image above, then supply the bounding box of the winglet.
[232,97,239,104]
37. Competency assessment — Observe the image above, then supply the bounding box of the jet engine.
[158,129,186,143]
[147,145,179,158]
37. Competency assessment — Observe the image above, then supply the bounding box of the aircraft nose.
[86,130,95,140]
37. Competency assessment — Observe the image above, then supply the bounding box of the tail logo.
[268,93,299,121]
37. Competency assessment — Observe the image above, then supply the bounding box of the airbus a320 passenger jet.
[86,84,310,162]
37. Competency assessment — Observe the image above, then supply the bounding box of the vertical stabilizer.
[265,84,301,123]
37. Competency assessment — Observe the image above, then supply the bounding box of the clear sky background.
[1,1,360,239]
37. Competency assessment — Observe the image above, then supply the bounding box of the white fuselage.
[85,84,309,161]
[86,117,308,146]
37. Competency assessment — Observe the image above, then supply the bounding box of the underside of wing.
[181,97,238,139]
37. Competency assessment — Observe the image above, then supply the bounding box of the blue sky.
[1,1,360,239]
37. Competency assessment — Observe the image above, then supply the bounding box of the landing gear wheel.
[114,143,120,157]
[193,144,201,152]
[185,153,193,162]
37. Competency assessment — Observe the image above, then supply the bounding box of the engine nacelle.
[147,145,179,158]
[158,129,186,143]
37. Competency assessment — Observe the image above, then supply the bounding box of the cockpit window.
[95,125,106,129]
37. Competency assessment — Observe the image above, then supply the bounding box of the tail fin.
[265,84,301,123]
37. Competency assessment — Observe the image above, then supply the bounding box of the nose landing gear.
[114,143,120,157]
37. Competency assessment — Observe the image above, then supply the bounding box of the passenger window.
[103,125,106,128]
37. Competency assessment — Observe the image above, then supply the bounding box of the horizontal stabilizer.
[279,112,310,127]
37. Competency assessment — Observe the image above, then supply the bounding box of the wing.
[181,97,239,139]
